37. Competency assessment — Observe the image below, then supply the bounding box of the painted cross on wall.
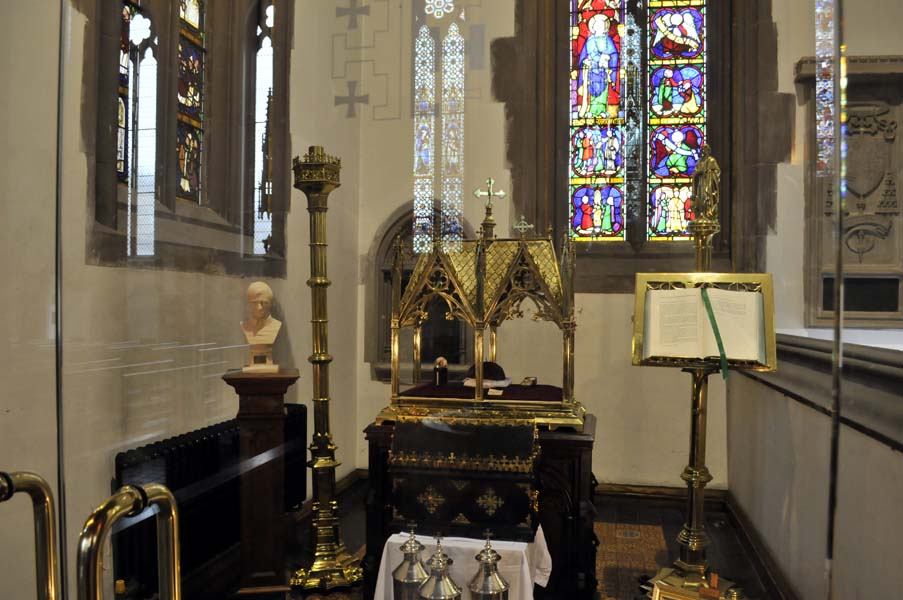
[336,0,370,30]
[335,80,370,118]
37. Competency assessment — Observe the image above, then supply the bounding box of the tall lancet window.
[120,2,157,256]
[440,23,465,252]
[177,0,205,204]
[646,1,706,240]
[568,0,707,243]
[253,2,275,254]
[412,3,466,253]
[412,25,437,253]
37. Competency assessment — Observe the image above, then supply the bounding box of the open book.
[642,287,766,364]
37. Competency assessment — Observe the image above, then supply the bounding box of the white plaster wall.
[770,0,814,333]
[727,376,903,599]
[0,1,63,596]
[351,0,729,489]
[575,294,728,486]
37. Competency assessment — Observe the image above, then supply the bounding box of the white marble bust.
[241,281,282,372]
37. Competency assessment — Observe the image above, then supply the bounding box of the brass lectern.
[633,147,776,600]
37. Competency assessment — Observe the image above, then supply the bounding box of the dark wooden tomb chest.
[388,420,538,542]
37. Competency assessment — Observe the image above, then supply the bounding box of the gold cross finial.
[513,215,535,238]
[473,177,507,208]
[473,177,507,240]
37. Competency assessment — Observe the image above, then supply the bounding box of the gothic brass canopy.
[379,212,583,427]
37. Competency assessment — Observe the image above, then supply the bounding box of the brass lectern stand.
[290,146,363,591]
[644,219,744,600]
[632,148,776,600]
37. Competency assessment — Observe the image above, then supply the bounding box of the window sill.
[88,203,286,278]
[573,247,732,293]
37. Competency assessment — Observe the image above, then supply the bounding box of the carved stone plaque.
[797,56,903,327]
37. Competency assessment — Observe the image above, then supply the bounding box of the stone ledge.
[738,334,903,452]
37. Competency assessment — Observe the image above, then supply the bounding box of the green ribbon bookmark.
[700,287,729,380]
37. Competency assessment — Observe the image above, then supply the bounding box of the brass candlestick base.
[289,499,362,589]
[290,146,362,591]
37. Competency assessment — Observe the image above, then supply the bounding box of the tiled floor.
[289,491,771,600]
[595,496,770,600]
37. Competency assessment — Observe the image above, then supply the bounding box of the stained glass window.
[412,25,436,253]
[177,40,203,121]
[815,0,836,176]
[119,2,156,256]
[440,23,465,252]
[117,6,131,180]
[569,0,626,241]
[412,7,466,253]
[179,0,202,31]
[647,1,705,240]
[567,0,708,243]
[253,3,275,255]
[177,0,205,203]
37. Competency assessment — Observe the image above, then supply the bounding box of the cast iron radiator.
[111,404,307,598]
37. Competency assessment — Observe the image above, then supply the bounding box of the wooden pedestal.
[223,369,300,597]
[363,414,597,599]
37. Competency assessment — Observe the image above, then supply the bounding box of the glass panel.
[0,1,61,596]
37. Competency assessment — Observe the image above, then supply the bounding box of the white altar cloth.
[373,527,551,600]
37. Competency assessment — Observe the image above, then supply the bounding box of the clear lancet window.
[568,0,707,243]
[177,0,205,204]
[120,2,157,257]
[253,3,275,255]
[412,5,466,253]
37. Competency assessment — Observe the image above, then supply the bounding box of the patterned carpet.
[294,498,768,599]
[595,521,669,600]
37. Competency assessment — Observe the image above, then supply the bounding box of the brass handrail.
[76,484,181,600]
[0,471,60,600]
[144,484,181,600]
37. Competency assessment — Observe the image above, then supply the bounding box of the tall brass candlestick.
[290,146,363,590]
